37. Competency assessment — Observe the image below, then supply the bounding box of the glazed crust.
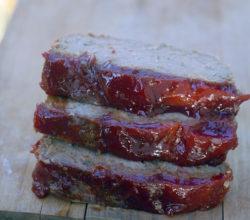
[31,137,233,215]
[40,35,250,117]
[34,97,238,166]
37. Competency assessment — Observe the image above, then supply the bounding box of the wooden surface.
[0,0,249,219]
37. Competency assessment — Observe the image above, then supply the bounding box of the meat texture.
[32,136,233,215]
[34,96,238,166]
[40,34,250,117]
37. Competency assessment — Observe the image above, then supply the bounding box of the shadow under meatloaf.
[34,96,238,166]
[40,34,250,118]
[31,136,233,216]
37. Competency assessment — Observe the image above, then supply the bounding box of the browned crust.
[33,99,238,166]
[31,138,233,215]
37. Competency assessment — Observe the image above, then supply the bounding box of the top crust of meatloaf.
[36,136,230,180]
[50,34,233,83]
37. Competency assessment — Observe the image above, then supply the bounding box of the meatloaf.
[32,136,232,215]
[40,34,250,117]
[34,96,237,166]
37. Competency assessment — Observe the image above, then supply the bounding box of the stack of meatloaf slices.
[31,34,250,215]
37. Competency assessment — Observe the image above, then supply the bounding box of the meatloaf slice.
[34,96,237,166]
[31,136,232,215]
[40,34,250,117]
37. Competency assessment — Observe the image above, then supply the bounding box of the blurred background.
[0,0,16,41]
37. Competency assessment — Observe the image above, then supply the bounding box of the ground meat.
[34,97,238,166]
[31,136,233,215]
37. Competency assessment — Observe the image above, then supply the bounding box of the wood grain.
[0,0,250,219]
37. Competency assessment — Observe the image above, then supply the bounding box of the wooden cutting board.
[0,0,250,219]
